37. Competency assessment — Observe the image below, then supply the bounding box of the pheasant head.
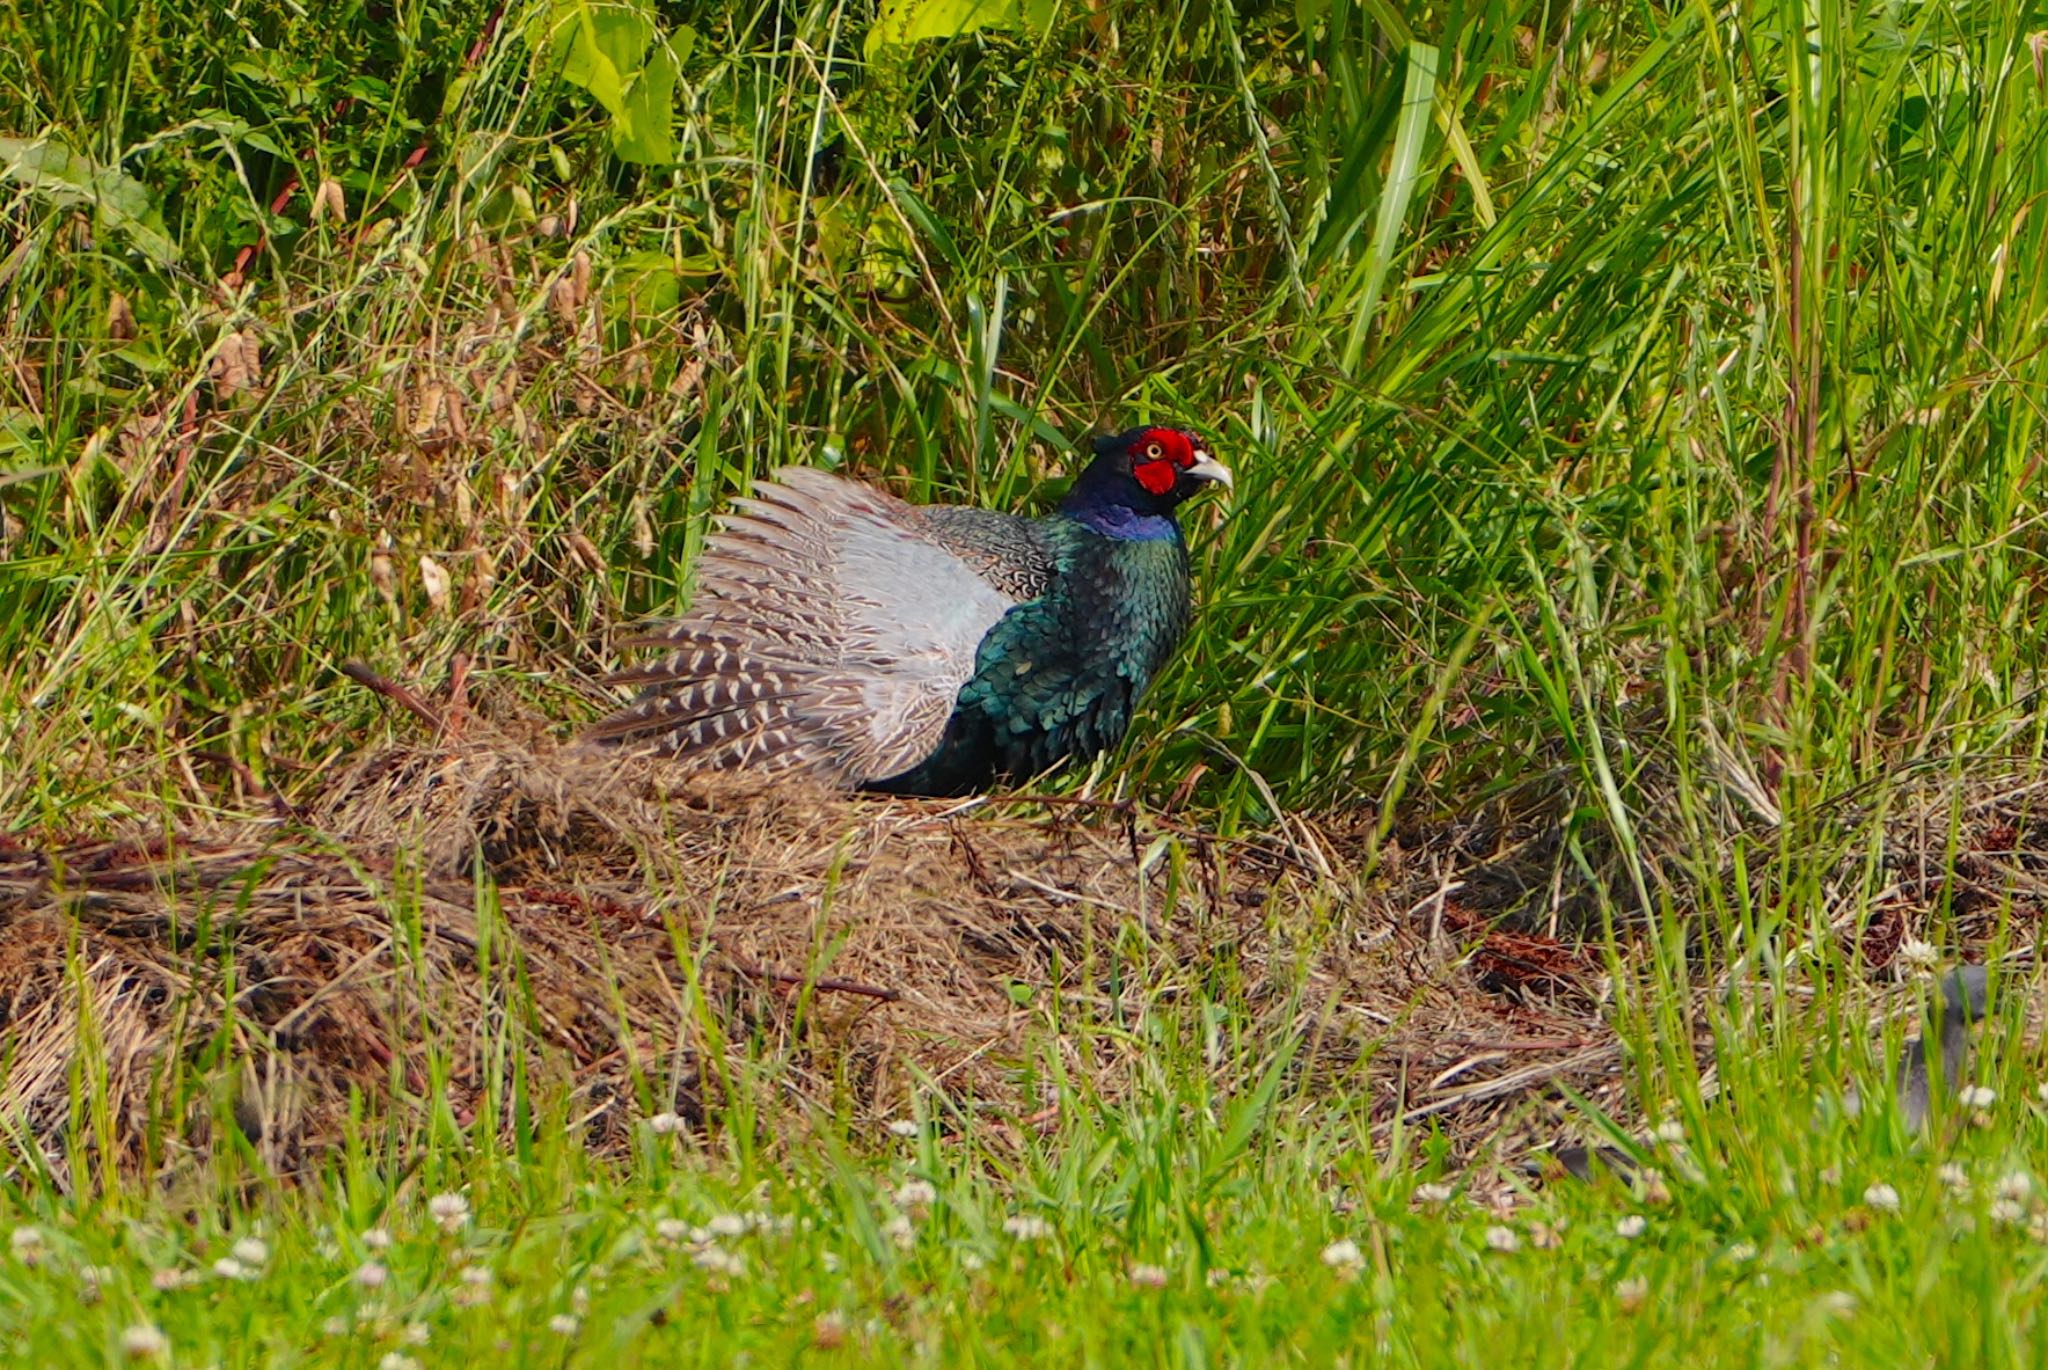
[1057,425,1232,535]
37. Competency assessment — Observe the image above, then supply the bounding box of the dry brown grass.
[0,733,1655,1186]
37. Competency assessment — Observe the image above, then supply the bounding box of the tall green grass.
[5,0,2044,837]
[6,0,2048,1359]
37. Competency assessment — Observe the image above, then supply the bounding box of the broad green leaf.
[0,138,177,266]
[614,40,679,165]
[865,0,1054,58]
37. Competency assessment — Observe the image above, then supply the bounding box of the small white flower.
[1615,1275,1649,1312]
[548,1314,579,1336]
[656,1218,689,1242]
[401,1322,430,1346]
[1655,1119,1686,1144]
[1997,1171,2034,1202]
[648,1112,683,1135]
[880,1213,915,1251]
[707,1213,748,1239]
[321,1316,350,1337]
[2037,1081,2048,1104]
[378,1356,421,1370]
[1818,1291,1857,1317]
[893,1179,938,1209]
[1991,1198,2026,1226]
[150,1268,193,1292]
[1413,1183,1454,1205]
[232,1237,269,1266]
[1616,1215,1648,1239]
[820,1251,841,1273]
[1896,939,1940,969]
[10,1225,44,1264]
[886,1119,920,1139]
[1939,1163,1971,1192]
[1128,1262,1169,1289]
[1483,1225,1520,1253]
[571,1285,590,1315]
[1863,1183,1901,1213]
[211,1257,252,1281]
[692,1245,744,1276]
[354,1260,389,1289]
[1002,1215,1053,1241]
[361,1228,393,1251]
[1320,1238,1363,1269]
[460,1264,493,1286]
[452,1264,492,1307]
[120,1324,169,1360]
[428,1193,470,1233]
[1960,1086,1998,1109]
[960,1250,986,1272]
[1723,1241,1757,1263]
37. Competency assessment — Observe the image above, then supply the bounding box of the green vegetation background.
[4,0,2048,1363]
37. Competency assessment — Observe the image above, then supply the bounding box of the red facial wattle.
[1134,459,1178,495]
[1132,427,1195,496]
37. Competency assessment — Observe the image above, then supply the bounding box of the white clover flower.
[1896,939,1940,969]
[1997,1171,2034,1202]
[401,1322,429,1346]
[354,1260,389,1289]
[648,1112,683,1135]
[1961,1086,1998,1109]
[548,1314,579,1336]
[1002,1215,1053,1241]
[211,1257,252,1281]
[320,1316,350,1338]
[692,1245,743,1275]
[150,1268,193,1293]
[1863,1183,1901,1212]
[1723,1241,1757,1263]
[1483,1226,1520,1253]
[886,1119,920,1139]
[427,1193,470,1233]
[1320,1238,1363,1269]
[820,1251,841,1273]
[232,1237,269,1266]
[960,1250,986,1272]
[1818,1291,1857,1317]
[120,1324,169,1361]
[377,1355,421,1370]
[1413,1183,1454,1205]
[10,1225,44,1265]
[1655,1119,1686,1144]
[1128,1263,1169,1289]
[1991,1198,2026,1226]
[362,1228,393,1252]
[894,1179,938,1209]
[452,1264,492,1307]
[1616,1215,1648,1239]
[880,1213,915,1251]
[1615,1275,1649,1312]
[1939,1163,1971,1192]
[2037,1081,2048,1104]
[571,1285,590,1315]
[707,1214,748,1239]
[655,1218,690,1244]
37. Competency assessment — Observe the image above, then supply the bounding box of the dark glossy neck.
[1061,501,1181,541]
[1058,457,1182,541]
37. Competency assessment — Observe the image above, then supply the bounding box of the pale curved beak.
[1186,452,1233,491]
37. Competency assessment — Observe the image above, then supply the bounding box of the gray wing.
[585,467,1023,784]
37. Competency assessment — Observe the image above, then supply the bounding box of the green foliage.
[525,0,693,164]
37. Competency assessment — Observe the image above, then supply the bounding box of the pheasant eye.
[1143,442,1163,459]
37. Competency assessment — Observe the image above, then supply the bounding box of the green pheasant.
[585,425,1230,794]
